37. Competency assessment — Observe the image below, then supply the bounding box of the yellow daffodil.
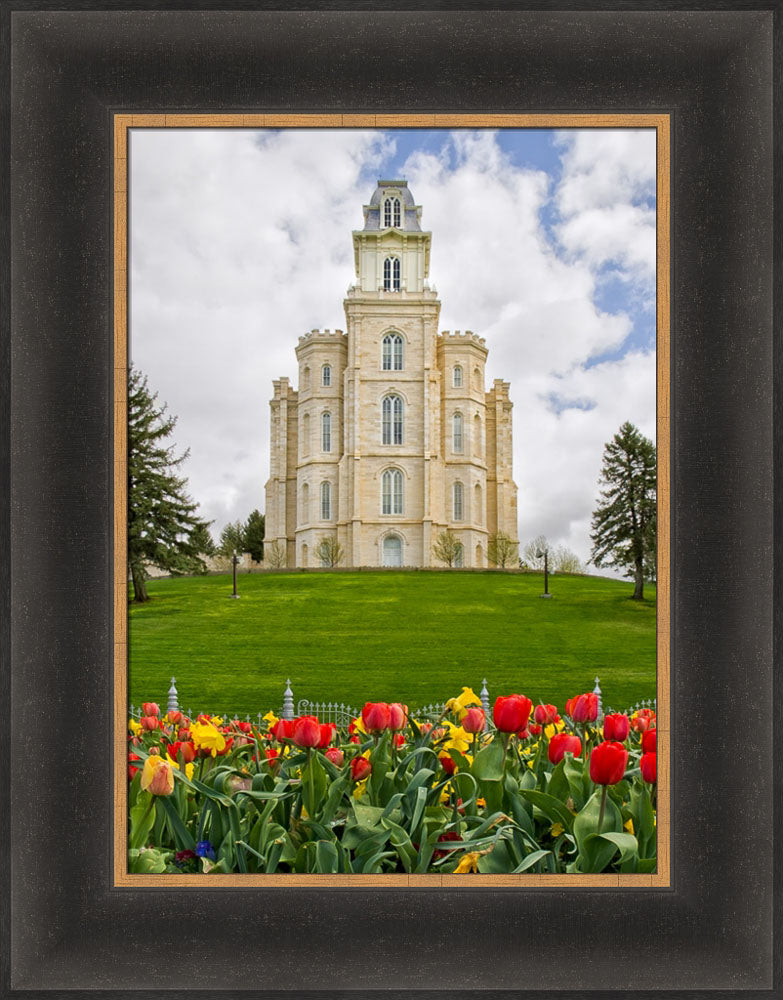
[185,762,194,781]
[140,755,175,796]
[128,717,142,737]
[445,687,482,720]
[624,818,635,835]
[544,720,565,739]
[191,720,226,757]
[352,779,368,799]
[209,715,224,727]
[453,851,481,873]
[442,721,471,754]
[263,709,279,727]
[351,715,368,736]
[550,822,565,838]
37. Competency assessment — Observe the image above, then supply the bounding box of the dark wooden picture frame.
[3,5,778,995]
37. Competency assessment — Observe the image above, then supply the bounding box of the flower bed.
[128,691,657,875]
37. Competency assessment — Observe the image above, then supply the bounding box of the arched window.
[302,412,310,457]
[454,543,464,568]
[453,481,464,521]
[321,411,331,452]
[382,333,404,371]
[475,543,483,567]
[473,413,481,456]
[453,365,463,388]
[383,197,401,228]
[473,367,482,391]
[453,412,463,453]
[301,543,308,566]
[302,366,310,389]
[474,483,483,524]
[381,468,404,515]
[382,395,403,445]
[301,482,309,523]
[382,533,403,567]
[320,481,331,520]
[322,364,331,387]
[383,256,401,291]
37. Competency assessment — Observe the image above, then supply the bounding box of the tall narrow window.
[382,395,403,445]
[320,481,331,520]
[302,366,310,389]
[383,257,401,291]
[302,412,310,456]
[301,482,309,523]
[322,364,331,387]
[473,413,481,456]
[474,483,483,524]
[384,197,401,228]
[454,543,464,568]
[453,412,463,453]
[453,481,464,521]
[321,411,331,452]
[381,468,404,515]
[453,365,463,387]
[382,333,404,371]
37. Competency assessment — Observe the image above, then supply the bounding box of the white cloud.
[130,127,656,572]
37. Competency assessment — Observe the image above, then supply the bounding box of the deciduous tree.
[488,531,519,569]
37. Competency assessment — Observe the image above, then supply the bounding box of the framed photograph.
[116,114,668,889]
[4,5,777,996]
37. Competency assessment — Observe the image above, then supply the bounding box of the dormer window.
[322,364,331,387]
[383,257,401,292]
[383,196,401,228]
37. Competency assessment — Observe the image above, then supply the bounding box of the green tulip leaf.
[129,792,156,850]
[512,849,552,873]
[472,739,505,782]
[301,754,328,821]
[157,794,196,852]
[518,789,576,833]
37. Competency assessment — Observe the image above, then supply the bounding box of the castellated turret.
[264,181,519,568]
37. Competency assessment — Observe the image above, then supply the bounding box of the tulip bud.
[493,694,532,733]
[642,728,657,754]
[548,732,582,764]
[350,756,372,782]
[388,703,408,731]
[565,693,599,723]
[324,747,344,767]
[140,755,175,796]
[293,716,321,748]
[141,715,160,731]
[142,702,160,717]
[393,732,405,748]
[534,703,559,726]
[529,724,542,736]
[166,710,182,725]
[462,707,485,733]
[439,753,456,775]
[603,713,630,742]
[362,702,391,733]
[272,719,295,742]
[640,751,657,784]
[589,741,629,786]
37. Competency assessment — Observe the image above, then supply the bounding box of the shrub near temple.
[127,689,658,875]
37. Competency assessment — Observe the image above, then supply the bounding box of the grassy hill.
[128,570,657,718]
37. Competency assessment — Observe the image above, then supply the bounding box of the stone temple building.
[264,180,518,568]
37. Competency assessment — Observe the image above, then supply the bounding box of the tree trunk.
[632,557,644,600]
[130,561,150,603]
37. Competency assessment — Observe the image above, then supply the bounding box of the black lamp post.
[536,548,552,598]
[230,550,240,599]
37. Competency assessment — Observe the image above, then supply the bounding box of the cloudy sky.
[130,127,656,570]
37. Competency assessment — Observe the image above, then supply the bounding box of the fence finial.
[593,676,603,720]
[283,679,294,720]
[167,677,179,714]
[480,678,490,729]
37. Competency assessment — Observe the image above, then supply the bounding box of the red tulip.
[548,732,582,764]
[642,728,657,754]
[362,702,391,733]
[565,693,599,723]
[631,708,656,733]
[272,719,295,742]
[142,702,159,717]
[640,751,657,784]
[235,720,253,734]
[419,723,433,736]
[177,727,190,741]
[589,741,629,785]
[529,724,542,736]
[141,715,160,731]
[265,746,279,763]
[168,740,196,764]
[324,747,344,767]
[462,707,485,733]
[493,694,533,733]
[603,713,630,742]
[439,753,456,775]
[350,756,372,782]
[293,716,321,748]
[388,703,408,731]
[167,710,183,725]
[316,723,337,748]
[128,752,141,781]
[534,703,559,725]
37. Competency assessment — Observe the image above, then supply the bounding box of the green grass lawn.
[128,570,657,718]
